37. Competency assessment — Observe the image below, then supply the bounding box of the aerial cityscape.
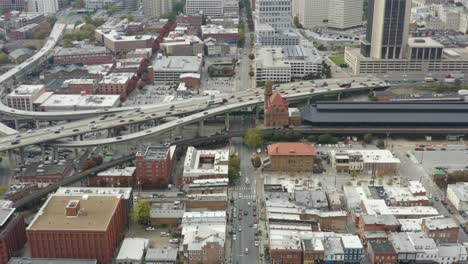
[0,0,467,263]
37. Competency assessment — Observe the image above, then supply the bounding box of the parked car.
[169,239,179,244]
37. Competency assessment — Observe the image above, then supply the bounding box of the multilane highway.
[0,77,388,152]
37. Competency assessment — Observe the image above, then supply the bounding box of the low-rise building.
[161,34,204,56]
[255,24,300,46]
[153,54,203,83]
[97,72,134,98]
[95,29,155,53]
[8,48,33,63]
[6,84,45,111]
[358,215,401,246]
[294,190,328,209]
[8,258,97,264]
[53,46,113,65]
[15,160,73,187]
[150,202,185,226]
[204,37,230,57]
[302,238,324,264]
[266,143,316,172]
[27,188,131,264]
[136,145,176,189]
[264,81,289,128]
[145,247,178,264]
[38,94,121,112]
[182,211,226,264]
[341,235,363,263]
[438,244,468,264]
[126,48,153,59]
[0,200,27,264]
[324,237,344,262]
[115,238,149,264]
[61,79,97,95]
[447,182,468,211]
[201,24,238,44]
[179,73,201,90]
[269,229,303,264]
[89,167,136,187]
[422,217,459,243]
[255,45,322,82]
[331,149,401,176]
[181,146,229,185]
[367,240,398,264]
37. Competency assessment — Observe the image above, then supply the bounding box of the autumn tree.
[132,200,151,225]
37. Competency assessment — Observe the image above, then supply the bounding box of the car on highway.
[169,239,179,244]
[254,241,259,247]
[238,226,242,232]
[120,120,125,123]
[232,234,236,240]
[72,129,79,132]
[116,136,122,140]
[160,232,170,237]
[11,140,20,145]
[146,227,155,231]
[27,129,33,133]
[245,248,249,255]
[54,131,60,134]
[244,210,248,216]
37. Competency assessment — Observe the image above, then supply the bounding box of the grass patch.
[330,54,346,66]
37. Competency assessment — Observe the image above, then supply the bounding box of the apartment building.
[328,0,363,29]
[143,0,173,18]
[6,85,45,111]
[255,0,291,30]
[185,0,224,16]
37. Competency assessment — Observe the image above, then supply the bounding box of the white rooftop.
[408,37,444,48]
[201,24,238,35]
[153,55,202,72]
[447,182,468,202]
[97,167,136,177]
[62,79,95,85]
[9,84,44,97]
[116,238,149,261]
[341,235,363,249]
[39,94,120,109]
[423,217,458,230]
[54,187,133,200]
[332,149,400,164]
[99,72,133,84]
[96,29,154,42]
[183,146,229,178]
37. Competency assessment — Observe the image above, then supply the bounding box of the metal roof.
[301,102,468,125]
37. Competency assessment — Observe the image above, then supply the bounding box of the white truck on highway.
[207,98,227,105]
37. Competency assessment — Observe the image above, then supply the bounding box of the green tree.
[318,134,338,144]
[293,16,303,28]
[0,186,9,196]
[105,5,119,15]
[376,139,385,149]
[228,154,241,182]
[249,71,255,77]
[72,0,85,8]
[172,0,186,13]
[32,21,52,39]
[0,52,8,64]
[63,39,73,48]
[453,79,462,91]
[249,53,255,60]
[307,135,316,142]
[363,133,373,144]
[132,200,151,225]
[245,128,264,148]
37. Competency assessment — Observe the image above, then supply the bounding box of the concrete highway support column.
[225,113,230,131]
[7,150,15,173]
[18,147,25,165]
[40,144,45,160]
[74,148,79,159]
[35,119,40,129]
[52,147,58,161]
[14,119,18,130]
[337,92,342,101]
[198,120,204,137]
[79,134,84,141]
[107,128,113,138]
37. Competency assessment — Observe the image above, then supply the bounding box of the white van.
[245,248,249,255]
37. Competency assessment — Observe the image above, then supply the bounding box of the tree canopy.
[228,154,241,182]
[244,128,264,148]
[132,199,151,225]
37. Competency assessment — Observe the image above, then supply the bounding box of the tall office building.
[143,0,173,17]
[360,0,411,59]
[27,0,59,14]
[122,0,139,10]
[292,0,328,29]
[255,0,291,30]
[328,0,364,29]
[185,0,224,16]
[0,0,25,11]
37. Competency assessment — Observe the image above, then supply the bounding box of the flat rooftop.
[302,102,468,126]
[183,146,229,177]
[54,187,132,200]
[8,258,97,264]
[15,160,71,178]
[8,84,44,97]
[28,195,120,231]
[97,167,136,177]
[55,46,109,56]
[39,94,120,109]
[99,73,133,84]
[407,37,444,48]
[153,55,202,72]
[423,217,458,230]
[137,146,169,160]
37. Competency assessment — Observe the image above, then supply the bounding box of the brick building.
[150,202,185,226]
[179,73,201,90]
[135,146,176,189]
[88,167,136,187]
[0,200,27,264]
[95,30,154,53]
[27,190,129,264]
[421,218,459,243]
[201,24,238,44]
[269,241,303,264]
[180,147,229,186]
[367,240,398,264]
[302,238,324,264]
[358,215,401,246]
[331,149,401,176]
[97,73,134,98]
[14,161,73,187]
[61,79,97,95]
[53,46,113,65]
[264,80,289,128]
[266,142,316,172]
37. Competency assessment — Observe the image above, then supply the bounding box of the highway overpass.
[0,78,389,151]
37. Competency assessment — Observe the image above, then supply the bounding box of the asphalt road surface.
[230,138,259,264]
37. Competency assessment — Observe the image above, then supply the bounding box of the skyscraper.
[360,0,411,59]
[255,0,291,30]
[143,0,173,17]
[328,0,364,29]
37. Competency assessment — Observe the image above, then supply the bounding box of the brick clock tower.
[263,80,289,127]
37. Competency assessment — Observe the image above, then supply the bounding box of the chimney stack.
[65,200,81,217]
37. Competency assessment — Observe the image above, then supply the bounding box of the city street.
[229,137,259,264]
